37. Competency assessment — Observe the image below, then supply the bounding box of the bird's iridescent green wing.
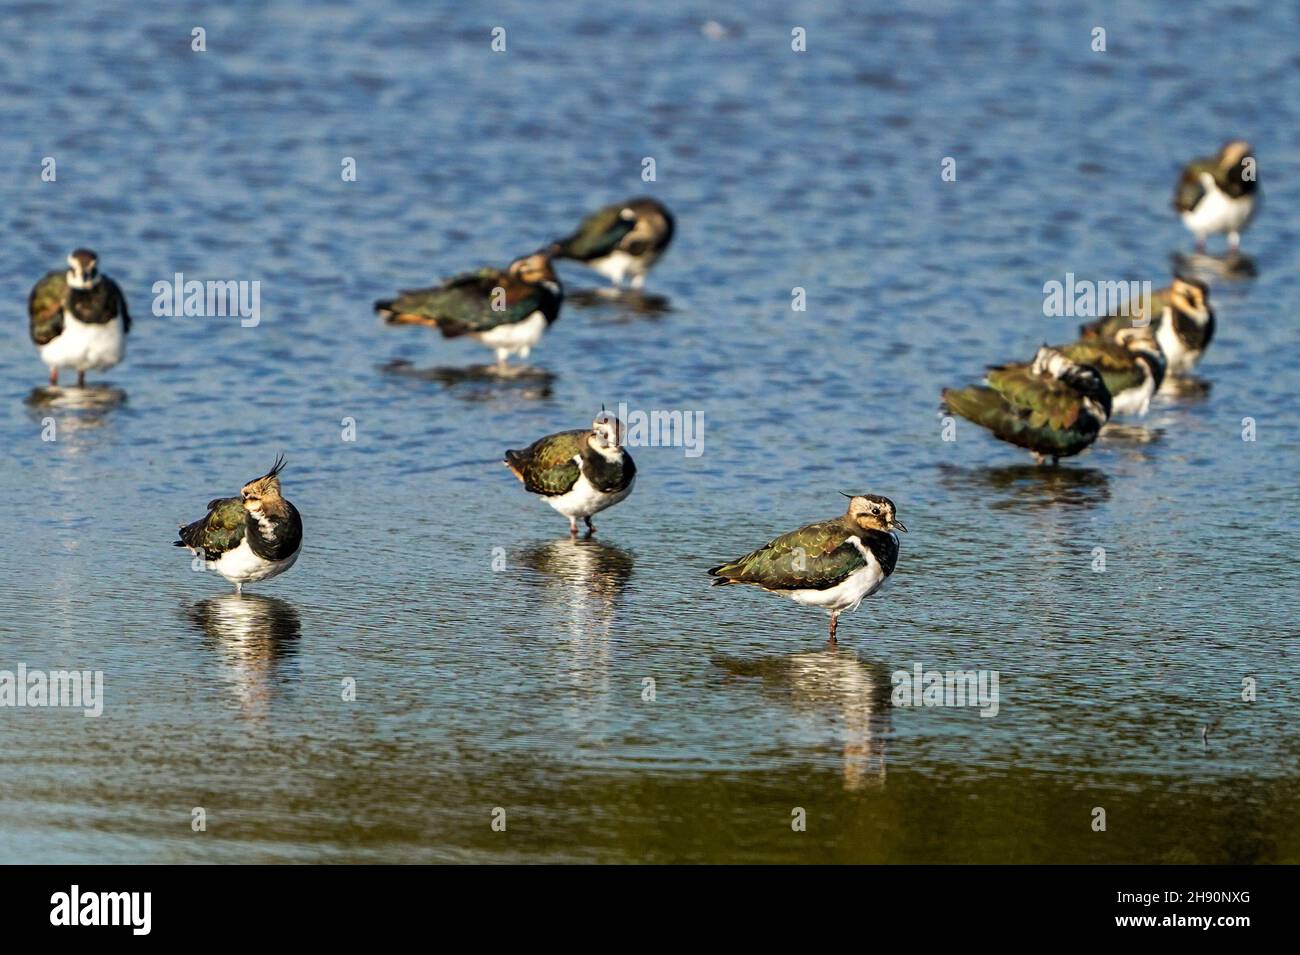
[985,362,1086,431]
[708,519,866,590]
[555,204,636,261]
[1174,159,1211,211]
[28,270,66,345]
[176,498,247,560]
[1060,340,1144,397]
[504,430,587,495]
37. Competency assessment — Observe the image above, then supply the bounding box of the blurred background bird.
[28,249,131,387]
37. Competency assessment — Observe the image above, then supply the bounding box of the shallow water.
[1,0,1298,863]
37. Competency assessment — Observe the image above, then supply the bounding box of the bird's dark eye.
[871,507,880,515]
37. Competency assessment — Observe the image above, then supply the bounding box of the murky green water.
[1,0,1297,862]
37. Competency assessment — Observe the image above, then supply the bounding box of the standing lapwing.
[708,494,906,645]
[175,456,303,594]
[1079,277,1213,377]
[1174,140,1259,253]
[28,249,131,387]
[504,411,636,537]
[376,251,562,370]
[552,198,674,289]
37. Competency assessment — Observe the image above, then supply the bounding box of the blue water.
[0,0,1296,862]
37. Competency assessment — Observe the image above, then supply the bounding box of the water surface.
[1,0,1298,863]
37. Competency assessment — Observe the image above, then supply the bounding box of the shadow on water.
[380,359,554,401]
[1171,249,1258,280]
[181,593,302,719]
[565,287,672,319]
[713,648,893,791]
[937,462,1111,511]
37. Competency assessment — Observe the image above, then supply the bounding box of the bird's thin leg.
[584,516,596,537]
[76,370,85,388]
[827,612,839,646]
[234,582,242,596]
[1228,231,1241,252]
[48,367,58,387]
[568,517,578,538]
[630,273,646,290]
[1195,238,1206,254]
[494,349,509,373]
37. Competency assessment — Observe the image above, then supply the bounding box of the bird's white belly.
[1182,184,1255,237]
[1109,374,1156,416]
[1157,318,1198,375]
[589,250,650,285]
[544,472,634,519]
[38,314,125,371]
[213,538,300,585]
[782,546,887,613]
[476,311,546,354]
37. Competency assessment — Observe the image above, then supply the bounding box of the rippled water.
[1,1,1298,863]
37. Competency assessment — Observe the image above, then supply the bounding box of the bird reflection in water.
[937,462,1111,512]
[714,649,892,791]
[565,287,672,320]
[182,594,301,719]
[24,385,127,438]
[1170,249,1257,280]
[517,537,634,641]
[380,358,554,401]
[518,537,635,711]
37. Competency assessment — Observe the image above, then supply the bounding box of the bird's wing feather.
[708,519,866,591]
[504,430,587,495]
[28,270,66,345]
[1174,161,1209,211]
[1061,341,1144,396]
[556,204,636,260]
[175,497,247,560]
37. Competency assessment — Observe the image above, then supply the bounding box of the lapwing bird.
[1079,277,1213,377]
[504,411,636,537]
[552,197,674,289]
[707,494,905,645]
[28,249,131,387]
[174,456,303,595]
[1174,140,1258,252]
[942,346,1113,464]
[375,251,562,370]
[1057,337,1165,417]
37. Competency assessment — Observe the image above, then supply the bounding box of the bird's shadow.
[1171,249,1258,280]
[565,287,672,320]
[937,462,1111,511]
[380,358,555,401]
